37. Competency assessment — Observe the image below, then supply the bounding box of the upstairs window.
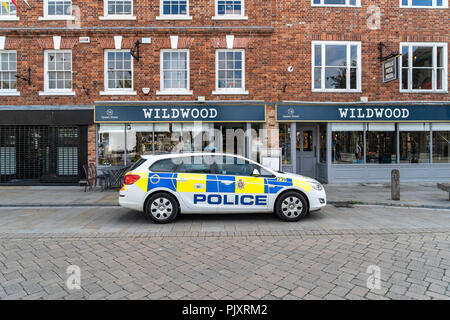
[312,0,360,6]
[161,0,189,17]
[159,50,191,95]
[216,0,244,16]
[0,0,17,17]
[105,50,133,92]
[400,0,448,8]
[215,49,247,94]
[0,51,17,92]
[106,0,133,16]
[46,0,72,16]
[312,41,361,92]
[400,43,448,92]
[44,50,72,92]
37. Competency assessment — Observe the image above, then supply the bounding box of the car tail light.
[124,174,140,185]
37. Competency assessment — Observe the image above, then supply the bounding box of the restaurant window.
[399,123,430,164]
[433,123,450,163]
[126,124,154,164]
[332,123,364,164]
[98,124,125,166]
[400,43,448,92]
[319,125,327,163]
[312,41,361,92]
[400,0,447,8]
[0,0,17,17]
[312,0,360,6]
[366,123,397,164]
[280,124,291,165]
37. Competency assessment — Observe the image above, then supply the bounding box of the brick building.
[0,0,448,184]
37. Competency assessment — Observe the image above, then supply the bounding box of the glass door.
[296,126,316,178]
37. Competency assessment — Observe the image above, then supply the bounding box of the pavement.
[0,183,449,209]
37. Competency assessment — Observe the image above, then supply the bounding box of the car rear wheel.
[275,191,308,222]
[145,193,179,224]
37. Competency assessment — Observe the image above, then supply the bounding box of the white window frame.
[157,49,192,96]
[156,0,192,20]
[100,49,136,96]
[0,0,19,21]
[99,0,136,20]
[400,0,448,8]
[39,0,75,20]
[0,50,20,96]
[311,0,361,7]
[213,49,248,95]
[40,50,75,96]
[399,42,448,93]
[311,41,362,93]
[212,0,248,20]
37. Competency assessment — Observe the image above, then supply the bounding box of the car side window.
[149,159,177,172]
[177,156,213,174]
[216,156,255,176]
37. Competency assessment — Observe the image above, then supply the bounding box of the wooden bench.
[437,183,450,200]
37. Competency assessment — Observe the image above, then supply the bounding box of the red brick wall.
[0,0,448,104]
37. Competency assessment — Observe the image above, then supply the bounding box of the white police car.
[119,153,326,223]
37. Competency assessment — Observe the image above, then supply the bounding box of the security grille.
[0,125,84,184]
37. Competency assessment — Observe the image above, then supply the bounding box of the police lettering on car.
[119,153,327,223]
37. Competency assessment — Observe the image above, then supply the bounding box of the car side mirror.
[252,168,261,177]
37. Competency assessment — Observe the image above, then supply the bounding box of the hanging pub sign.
[382,56,398,83]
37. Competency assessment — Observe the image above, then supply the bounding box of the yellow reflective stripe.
[135,172,149,192]
[292,179,312,192]
[235,177,265,194]
[177,173,207,192]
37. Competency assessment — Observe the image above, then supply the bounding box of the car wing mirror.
[252,168,261,177]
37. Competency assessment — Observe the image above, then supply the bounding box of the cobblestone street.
[1,205,450,300]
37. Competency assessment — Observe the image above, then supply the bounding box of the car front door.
[215,155,270,213]
[175,156,218,213]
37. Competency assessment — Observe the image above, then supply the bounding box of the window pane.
[280,124,291,165]
[325,45,347,66]
[412,46,433,67]
[437,46,444,68]
[314,67,322,89]
[324,0,346,4]
[314,45,322,66]
[412,68,432,90]
[400,131,430,164]
[350,68,357,89]
[401,46,409,67]
[333,131,364,164]
[325,67,347,89]
[437,68,444,90]
[366,131,397,164]
[98,124,125,166]
[402,68,409,90]
[433,130,450,163]
[411,0,433,5]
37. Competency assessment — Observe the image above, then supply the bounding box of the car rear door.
[175,156,218,213]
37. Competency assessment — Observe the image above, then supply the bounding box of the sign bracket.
[378,42,400,61]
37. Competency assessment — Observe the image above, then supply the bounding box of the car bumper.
[119,193,144,212]
[308,189,327,212]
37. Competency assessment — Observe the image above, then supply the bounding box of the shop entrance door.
[296,126,316,178]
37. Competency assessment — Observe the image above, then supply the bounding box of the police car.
[119,153,326,223]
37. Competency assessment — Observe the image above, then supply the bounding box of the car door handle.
[221,181,233,185]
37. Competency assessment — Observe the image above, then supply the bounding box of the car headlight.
[309,182,323,191]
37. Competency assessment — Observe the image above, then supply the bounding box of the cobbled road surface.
[0,205,449,300]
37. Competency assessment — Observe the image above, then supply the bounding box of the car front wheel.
[275,191,308,222]
[145,193,179,224]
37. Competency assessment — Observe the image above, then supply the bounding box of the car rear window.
[128,158,147,171]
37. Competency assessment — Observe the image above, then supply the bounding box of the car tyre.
[145,193,179,224]
[275,191,308,222]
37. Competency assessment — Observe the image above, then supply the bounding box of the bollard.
[391,169,400,201]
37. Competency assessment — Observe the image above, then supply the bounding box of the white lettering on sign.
[142,108,219,120]
[338,108,410,119]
